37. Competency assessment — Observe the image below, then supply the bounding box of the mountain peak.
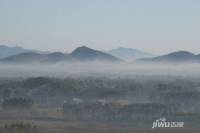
[156,51,196,60]
[108,47,154,61]
[78,46,90,49]
[166,51,195,56]
[138,50,198,64]
[71,46,120,62]
[72,46,93,53]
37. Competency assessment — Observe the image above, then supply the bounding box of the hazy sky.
[0,0,200,54]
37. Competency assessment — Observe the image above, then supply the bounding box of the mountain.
[1,52,44,63]
[70,46,121,62]
[0,46,121,64]
[1,52,71,63]
[43,52,71,62]
[137,51,200,64]
[0,45,48,59]
[108,47,155,61]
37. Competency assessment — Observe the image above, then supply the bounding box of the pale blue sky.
[0,0,200,54]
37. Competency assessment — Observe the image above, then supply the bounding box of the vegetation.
[2,98,33,109]
[0,76,199,132]
[0,123,43,133]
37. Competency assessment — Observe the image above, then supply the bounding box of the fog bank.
[0,62,200,78]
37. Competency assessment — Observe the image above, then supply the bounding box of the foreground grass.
[0,123,44,133]
[0,121,200,133]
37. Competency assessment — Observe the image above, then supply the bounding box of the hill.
[137,51,199,63]
[108,47,154,61]
[0,46,121,64]
[70,46,121,62]
[0,45,48,59]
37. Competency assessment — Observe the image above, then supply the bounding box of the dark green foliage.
[0,123,42,133]
[21,77,54,88]
[62,101,178,121]
[0,76,200,119]
[2,98,33,109]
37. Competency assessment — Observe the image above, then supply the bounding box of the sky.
[0,0,200,54]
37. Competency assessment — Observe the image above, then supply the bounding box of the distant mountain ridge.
[0,52,71,63]
[71,46,120,62]
[1,45,200,64]
[137,51,200,64]
[108,47,155,61]
[0,46,121,64]
[0,45,48,59]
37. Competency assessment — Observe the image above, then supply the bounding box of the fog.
[1,62,200,78]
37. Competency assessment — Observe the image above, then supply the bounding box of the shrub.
[0,123,43,133]
[2,98,33,109]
